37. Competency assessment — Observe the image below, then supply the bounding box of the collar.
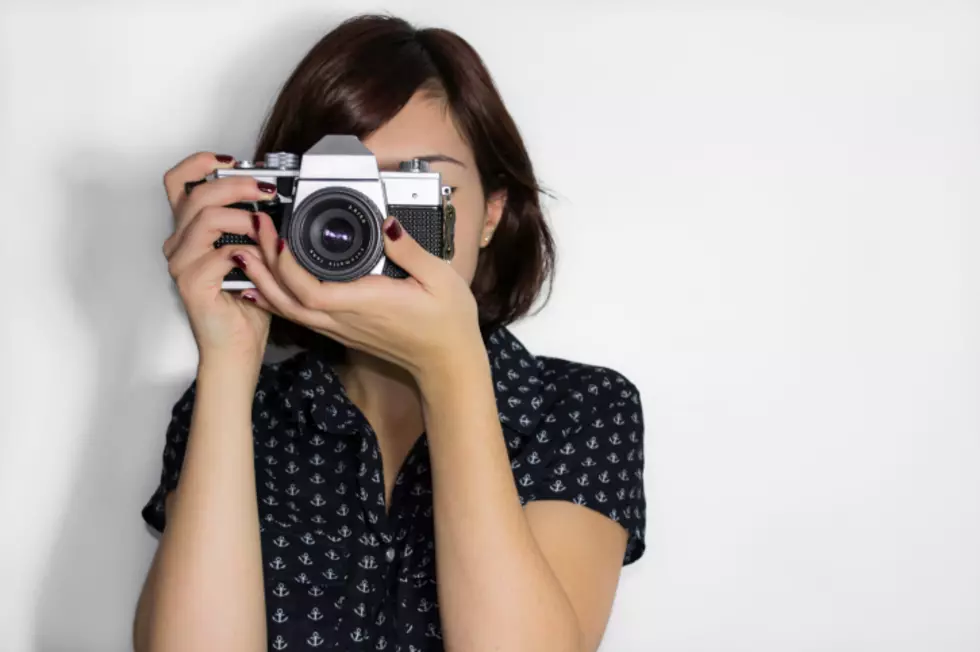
[275,326,548,437]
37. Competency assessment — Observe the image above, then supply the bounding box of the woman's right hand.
[162,151,279,366]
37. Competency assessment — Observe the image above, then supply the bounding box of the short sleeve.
[141,381,197,533]
[525,370,646,565]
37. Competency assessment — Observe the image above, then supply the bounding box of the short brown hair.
[251,14,555,355]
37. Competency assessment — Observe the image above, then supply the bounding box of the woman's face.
[362,91,504,285]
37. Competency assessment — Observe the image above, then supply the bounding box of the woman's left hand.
[240,214,484,380]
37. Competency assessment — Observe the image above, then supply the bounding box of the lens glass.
[321,217,355,254]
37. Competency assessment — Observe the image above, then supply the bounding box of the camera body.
[198,135,456,289]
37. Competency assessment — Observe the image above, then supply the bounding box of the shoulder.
[537,355,642,414]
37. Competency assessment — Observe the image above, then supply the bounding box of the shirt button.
[385,547,396,563]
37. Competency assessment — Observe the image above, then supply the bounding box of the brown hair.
[253,13,555,355]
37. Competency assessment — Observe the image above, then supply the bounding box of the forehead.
[362,92,474,170]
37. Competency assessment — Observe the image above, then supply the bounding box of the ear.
[480,189,507,248]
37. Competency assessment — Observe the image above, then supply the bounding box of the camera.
[188,135,456,289]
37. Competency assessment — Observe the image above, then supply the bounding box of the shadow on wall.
[31,13,343,651]
[30,150,190,652]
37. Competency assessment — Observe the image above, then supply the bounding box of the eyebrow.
[412,154,466,168]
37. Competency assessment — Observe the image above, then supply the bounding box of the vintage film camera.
[188,135,456,289]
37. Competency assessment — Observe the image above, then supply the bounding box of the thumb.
[381,217,444,283]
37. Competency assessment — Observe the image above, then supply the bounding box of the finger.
[165,206,257,275]
[163,151,236,213]
[238,288,277,315]
[172,175,277,242]
[176,244,257,299]
[275,240,359,311]
[380,217,445,285]
[251,211,281,269]
[236,249,346,334]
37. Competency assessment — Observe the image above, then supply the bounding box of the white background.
[1,1,978,651]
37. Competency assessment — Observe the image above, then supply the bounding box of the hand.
[234,217,484,381]
[162,151,279,365]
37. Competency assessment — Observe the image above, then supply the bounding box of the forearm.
[135,356,266,652]
[418,348,583,652]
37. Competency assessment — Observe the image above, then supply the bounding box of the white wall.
[1,1,978,651]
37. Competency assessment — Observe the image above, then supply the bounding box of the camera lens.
[321,217,356,254]
[287,186,385,282]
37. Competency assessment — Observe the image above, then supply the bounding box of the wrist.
[197,350,263,396]
[414,334,492,401]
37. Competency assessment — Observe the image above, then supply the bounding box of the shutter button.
[385,547,396,563]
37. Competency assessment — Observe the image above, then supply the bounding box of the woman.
[134,13,645,652]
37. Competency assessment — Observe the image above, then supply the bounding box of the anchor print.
[286,484,300,496]
[271,635,288,650]
[300,532,316,545]
[306,631,324,647]
[309,454,325,466]
[536,431,550,444]
[586,436,599,450]
[269,557,287,570]
[307,607,324,621]
[272,536,289,548]
[598,470,611,484]
[307,585,323,597]
[356,579,372,594]
[294,572,311,584]
[310,473,325,485]
[310,494,326,507]
[350,628,367,643]
[554,462,569,476]
[359,555,378,570]
[271,608,289,623]
[272,583,289,598]
[310,435,325,446]
[518,473,534,487]
[548,479,566,493]
[375,635,388,649]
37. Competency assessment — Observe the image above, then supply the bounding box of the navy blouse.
[142,326,646,651]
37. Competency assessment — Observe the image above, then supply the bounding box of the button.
[385,547,396,563]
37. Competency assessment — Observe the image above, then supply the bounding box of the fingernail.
[215,154,234,164]
[241,292,257,303]
[232,254,247,269]
[384,219,403,241]
[278,238,286,253]
[252,213,260,232]
[257,181,276,194]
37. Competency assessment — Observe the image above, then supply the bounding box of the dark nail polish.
[252,213,260,232]
[241,292,257,303]
[215,154,234,163]
[232,254,247,269]
[278,238,286,253]
[257,181,276,194]
[384,219,403,241]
